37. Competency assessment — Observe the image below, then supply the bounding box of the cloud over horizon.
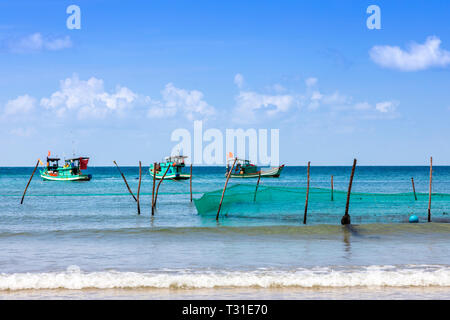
[2,75,216,122]
[3,94,36,116]
[40,75,137,119]
[147,83,215,121]
[232,74,398,123]
[1,73,401,133]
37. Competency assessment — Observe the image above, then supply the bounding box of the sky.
[0,0,450,166]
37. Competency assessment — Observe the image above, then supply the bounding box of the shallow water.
[0,166,449,299]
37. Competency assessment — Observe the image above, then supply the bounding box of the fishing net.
[194,184,450,223]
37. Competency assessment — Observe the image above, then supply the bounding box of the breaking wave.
[1,265,450,290]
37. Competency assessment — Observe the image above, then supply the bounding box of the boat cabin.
[63,157,90,175]
[149,155,191,180]
[46,157,61,173]
[164,155,187,167]
[227,158,259,175]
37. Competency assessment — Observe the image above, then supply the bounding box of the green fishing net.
[194,184,450,223]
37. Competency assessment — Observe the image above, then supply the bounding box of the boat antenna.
[71,130,75,157]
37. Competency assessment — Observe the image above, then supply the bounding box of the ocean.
[0,166,449,299]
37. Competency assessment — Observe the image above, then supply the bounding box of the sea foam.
[0,265,449,290]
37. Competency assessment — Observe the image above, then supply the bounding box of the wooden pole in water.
[303,161,311,224]
[152,164,171,211]
[411,177,417,201]
[190,164,193,202]
[428,157,433,222]
[331,175,334,201]
[151,162,157,216]
[113,161,137,202]
[341,158,357,225]
[253,171,262,202]
[20,159,40,205]
[137,161,142,215]
[216,158,237,221]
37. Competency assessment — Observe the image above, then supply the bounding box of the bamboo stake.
[137,161,142,215]
[303,161,310,224]
[151,162,156,216]
[20,159,40,205]
[428,157,433,222]
[190,164,193,202]
[152,164,171,211]
[253,171,261,202]
[411,177,417,201]
[341,158,357,225]
[331,175,334,201]
[113,161,137,202]
[216,158,237,221]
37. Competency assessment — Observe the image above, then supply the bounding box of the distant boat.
[40,156,92,181]
[226,159,284,178]
[149,155,191,180]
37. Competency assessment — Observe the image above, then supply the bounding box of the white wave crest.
[1,265,449,290]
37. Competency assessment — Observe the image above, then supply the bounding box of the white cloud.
[8,33,72,53]
[234,73,244,89]
[147,83,215,120]
[232,73,299,121]
[370,36,450,71]
[375,101,398,113]
[321,91,349,105]
[44,36,72,51]
[3,74,399,126]
[306,90,349,110]
[235,90,295,121]
[308,91,322,109]
[40,75,137,119]
[4,94,36,115]
[311,91,323,101]
[233,74,399,123]
[3,75,214,121]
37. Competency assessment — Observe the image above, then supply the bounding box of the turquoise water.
[0,166,449,299]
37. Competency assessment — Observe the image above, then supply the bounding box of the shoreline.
[2,286,450,300]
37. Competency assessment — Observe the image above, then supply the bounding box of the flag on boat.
[80,158,89,170]
[38,159,44,166]
[227,152,234,159]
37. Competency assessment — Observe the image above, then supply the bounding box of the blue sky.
[1,0,449,165]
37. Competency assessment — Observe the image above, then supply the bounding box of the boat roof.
[227,158,251,163]
[65,157,89,161]
[47,157,60,161]
[165,155,188,160]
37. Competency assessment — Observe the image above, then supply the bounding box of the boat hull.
[227,165,284,178]
[40,173,92,181]
[149,170,191,180]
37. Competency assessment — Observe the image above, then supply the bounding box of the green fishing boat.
[40,156,92,181]
[149,155,191,180]
[226,158,284,178]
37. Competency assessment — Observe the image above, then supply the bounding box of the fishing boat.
[40,156,92,181]
[226,158,284,178]
[149,155,191,180]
